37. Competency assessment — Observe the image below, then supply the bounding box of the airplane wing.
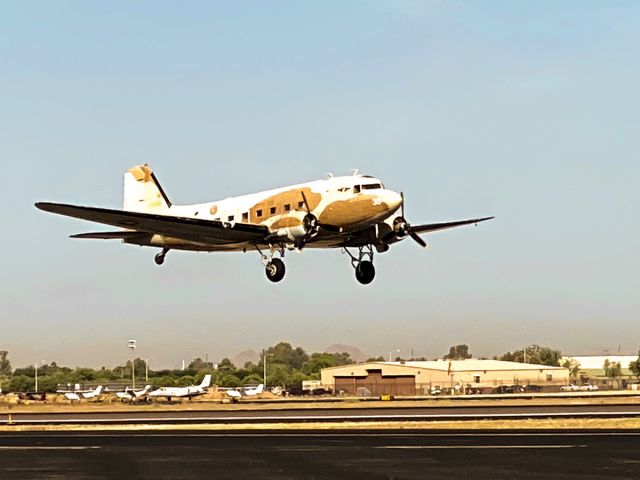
[411,216,494,235]
[35,203,269,246]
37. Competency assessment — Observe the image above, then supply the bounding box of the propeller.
[300,191,340,234]
[387,192,427,248]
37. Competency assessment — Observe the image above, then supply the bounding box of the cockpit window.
[362,183,382,190]
[353,185,361,194]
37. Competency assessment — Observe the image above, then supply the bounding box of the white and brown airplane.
[36,165,493,284]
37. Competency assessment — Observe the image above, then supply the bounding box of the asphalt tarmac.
[0,429,639,479]
[4,403,640,425]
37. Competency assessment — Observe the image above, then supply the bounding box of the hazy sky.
[1,1,639,369]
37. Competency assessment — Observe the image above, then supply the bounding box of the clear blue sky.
[1,1,638,368]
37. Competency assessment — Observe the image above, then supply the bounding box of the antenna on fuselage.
[350,169,360,176]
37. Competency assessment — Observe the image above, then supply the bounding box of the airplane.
[115,384,152,402]
[223,383,265,401]
[64,385,103,402]
[148,374,212,401]
[35,165,493,284]
[222,384,264,402]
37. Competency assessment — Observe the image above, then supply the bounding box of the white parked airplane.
[223,383,265,400]
[64,385,103,402]
[36,165,493,284]
[115,384,152,401]
[148,374,212,401]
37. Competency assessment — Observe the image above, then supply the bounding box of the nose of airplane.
[383,190,403,213]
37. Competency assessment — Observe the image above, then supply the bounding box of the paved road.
[4,403,640,424]
[0,429,638,479]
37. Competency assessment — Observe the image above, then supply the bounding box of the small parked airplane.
[223,383,265,401]
[115,384,152,401]
[148,374,212,401]
[64,385,103,402]
[36,165,493,284]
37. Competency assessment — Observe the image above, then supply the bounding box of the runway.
[0,429,638,479]
[4,403,640,425]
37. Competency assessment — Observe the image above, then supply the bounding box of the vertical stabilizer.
[123,164,172,213]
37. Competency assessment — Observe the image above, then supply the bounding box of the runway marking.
[377,445,588,449]
[0,446,101,450]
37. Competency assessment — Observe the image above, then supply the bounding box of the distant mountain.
[325,344,368,362]
[232,349,260,367]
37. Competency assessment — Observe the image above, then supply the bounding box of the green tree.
[561,358,581,381]
[629,355,640,379]
[366,356,385,362]
[262,342,309,370]
[444,344,472,360]
[302,352,353,377]
[219,374,241,387]
[0,351,12,377]
[500,345,562,366]
[188,358,213,370]
[604,359,622,388]
[241,374,263,385]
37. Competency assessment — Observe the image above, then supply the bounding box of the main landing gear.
[154,248,169,265]
[344,245,376,285]
[256,244,286,283]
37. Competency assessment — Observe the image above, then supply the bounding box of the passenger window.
[242,212,248,222]
[256,209,262,217]
[284,204,291,212]
[228,215,234,221]
[297,201,304,209]
[270,206,276,215]
[353,185,361,193]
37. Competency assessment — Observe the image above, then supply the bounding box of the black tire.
[265,258,286,283]
[355,260,375,285]
[154,253,165,265]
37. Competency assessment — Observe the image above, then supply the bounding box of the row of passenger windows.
[217,185,381,222]
[222,201,306,222]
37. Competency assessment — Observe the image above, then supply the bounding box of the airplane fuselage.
[140,171,403,251]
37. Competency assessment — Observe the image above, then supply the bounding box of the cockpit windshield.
[361,183,382,190]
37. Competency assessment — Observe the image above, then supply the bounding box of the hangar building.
[320,359,569,395]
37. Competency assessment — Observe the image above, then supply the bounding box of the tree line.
[2,344,639,393]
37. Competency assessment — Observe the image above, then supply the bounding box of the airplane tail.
[123,164,172,213]
[94,385,104,395]
[255,384,264,394]
[199,374,212,388]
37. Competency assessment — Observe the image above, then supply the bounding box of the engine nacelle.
[270,213,320,244]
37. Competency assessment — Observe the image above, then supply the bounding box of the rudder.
[123,164,172,213]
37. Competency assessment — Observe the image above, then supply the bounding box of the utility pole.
[263,353,273,387]
[128,339,137,389]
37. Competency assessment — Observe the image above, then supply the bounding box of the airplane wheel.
[154,252,165,265]
[355,260,375,285]
[265,258,285,283]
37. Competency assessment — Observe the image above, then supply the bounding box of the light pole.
[128,339,137,389]
[388,349,400,362]
[263,353,274,387]
[34,360,45,392]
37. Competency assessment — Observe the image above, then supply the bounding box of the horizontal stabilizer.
[412,216,494,235]
[70,231,147,240]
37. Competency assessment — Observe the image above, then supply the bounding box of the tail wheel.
[154,252,165,265]
[355,260,375,285]
[265,258,286,283]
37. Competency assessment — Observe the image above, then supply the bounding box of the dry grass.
[3,417,640,432]
[2,393,640,414]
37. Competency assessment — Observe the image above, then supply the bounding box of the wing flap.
[36,202,269,245]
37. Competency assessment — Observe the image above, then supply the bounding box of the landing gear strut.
[256,244,286,283]
[344,245,376,285]
[154,248,169,266]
